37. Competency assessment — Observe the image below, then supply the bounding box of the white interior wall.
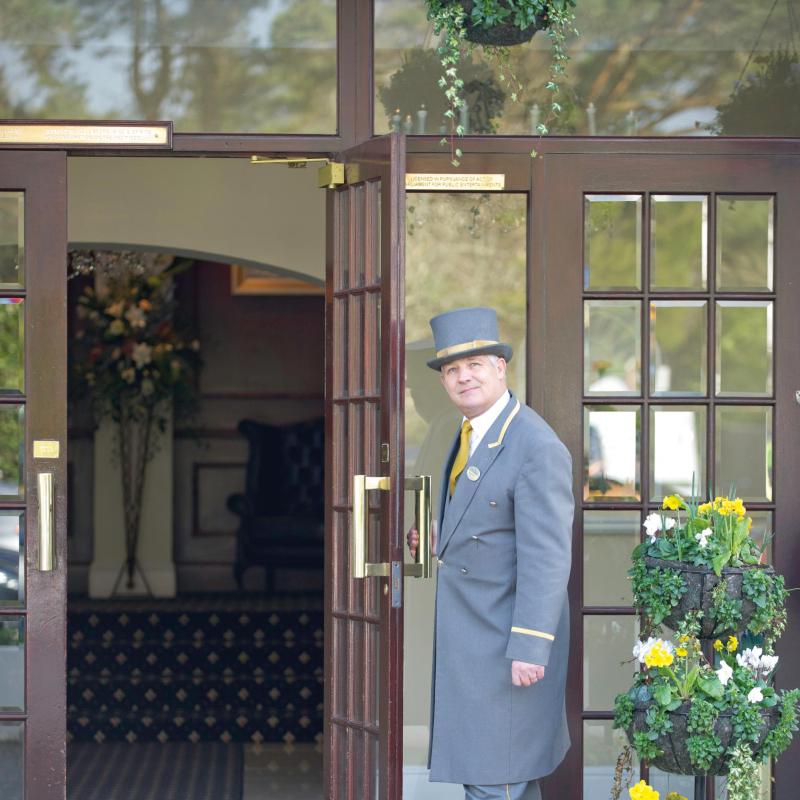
[67,156,325,280]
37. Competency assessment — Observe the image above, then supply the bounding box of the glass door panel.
[0,150,67,800]
[541,154,792,798]
[326,133,404,800]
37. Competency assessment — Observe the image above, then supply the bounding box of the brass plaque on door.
[0,123,171,148]
[33,440,60,459]
[405,173,505,191]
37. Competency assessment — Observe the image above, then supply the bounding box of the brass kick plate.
[33,440,60,459]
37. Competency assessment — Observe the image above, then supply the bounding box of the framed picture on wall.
[229,264,324,296]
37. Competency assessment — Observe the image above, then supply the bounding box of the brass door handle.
[352,475,391,578]
[351,473,433,580]
[404,476,432,578]
[38,472,55,571]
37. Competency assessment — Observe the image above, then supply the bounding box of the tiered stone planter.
[626,696,780,776]
[643,556,775,639]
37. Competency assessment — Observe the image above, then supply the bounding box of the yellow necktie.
[449,420,473,496]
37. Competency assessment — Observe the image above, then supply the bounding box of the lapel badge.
[466,466,481,481]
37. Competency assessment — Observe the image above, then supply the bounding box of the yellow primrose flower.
[630,780,660,800]
[662,494,682,511]
[718,506,730,516]
[679,634,690,643]
[667,793,688,800]
[644,641,674,668]
[697,502,712,515]
[713,639,724,652]
[676,647,688,658]
[727,635,738,653]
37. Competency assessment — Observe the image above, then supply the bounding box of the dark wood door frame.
[324,132,406,800]
[0,150,68,800]
[538,150,800,799]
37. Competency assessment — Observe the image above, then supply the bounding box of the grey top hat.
[427,306,513,370]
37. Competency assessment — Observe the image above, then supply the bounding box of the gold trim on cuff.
[435,339,499,359]
[511,626,555,641]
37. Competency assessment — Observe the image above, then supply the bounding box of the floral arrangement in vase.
[69,250,201,591]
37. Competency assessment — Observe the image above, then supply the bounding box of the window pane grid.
[579,192,776,742]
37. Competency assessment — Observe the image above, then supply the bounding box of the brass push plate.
[33,440,60,459]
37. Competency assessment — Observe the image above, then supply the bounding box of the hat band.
[435,339,500,359]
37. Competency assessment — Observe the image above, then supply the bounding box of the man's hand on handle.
[406,524,437,560]
[511,661,545,687]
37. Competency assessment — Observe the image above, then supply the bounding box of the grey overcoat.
[427,392,574,785]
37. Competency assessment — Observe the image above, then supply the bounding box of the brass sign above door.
[0,122,172,148]
[406,173,505,191]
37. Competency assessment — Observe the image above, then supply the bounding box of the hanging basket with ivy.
[445,0,548,45]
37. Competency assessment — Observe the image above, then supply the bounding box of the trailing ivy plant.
[425,0,578,164]
[630,557,686,636]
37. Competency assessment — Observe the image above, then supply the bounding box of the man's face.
[440,354,507,419]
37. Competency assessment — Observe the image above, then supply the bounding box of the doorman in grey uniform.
[408,307,574,800]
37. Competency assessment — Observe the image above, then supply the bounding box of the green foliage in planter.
[732,698,766,745]
[761,689,800,759]
[742,568,788,646]
[709,578,743,637]
[686,698,724,772]
[613,692,635,731]
[630,557,686,634]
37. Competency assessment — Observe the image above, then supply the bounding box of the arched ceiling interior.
[67,156,325,282]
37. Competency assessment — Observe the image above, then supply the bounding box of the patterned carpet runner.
[67,595,323,745]
[67,742,243,800]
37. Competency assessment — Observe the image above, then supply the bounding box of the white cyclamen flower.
[747,687,764,703]
[695,527,713,549]
[759,654,779,675]
[716,661,733,686]
[736,647,763,670]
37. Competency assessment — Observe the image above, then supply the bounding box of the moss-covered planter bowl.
[626,698,779,775]
[643,557,774,639]
[446,0,547,45]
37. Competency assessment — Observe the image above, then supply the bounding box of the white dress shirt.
[466,390,510,456]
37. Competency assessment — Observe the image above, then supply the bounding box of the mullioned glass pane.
[651,196,708,290]
[716,301,772,397]
[584,406,641,502]
[716,406,773,501]
[584,300,641,395]
[717,196,773,291]
[650,301,707,395]
[584,196,642,290]
[650,405,706,501]
[0,194,23,289]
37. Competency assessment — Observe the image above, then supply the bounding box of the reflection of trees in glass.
[404,193,526,454]
[585,198,641,289]
[0,301,23,392]
[0,0,337,133]
[717,198,772,291]
[0,406,23,498]
[375,0,800,135]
